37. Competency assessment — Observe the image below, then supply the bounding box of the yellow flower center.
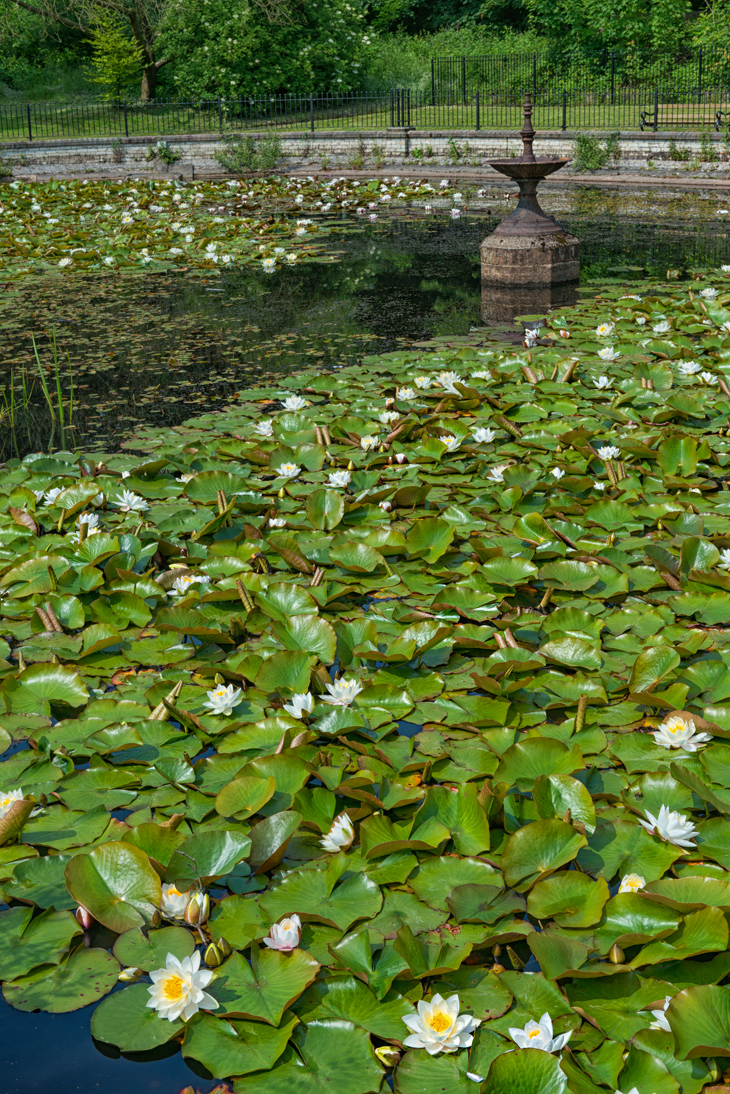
[162,975,185,1002]
[427,1011,452,1034]
[281,919,293,930]
[168,886,181,897]
[528,1028,542,1040]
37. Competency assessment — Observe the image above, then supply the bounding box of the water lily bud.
[347,460,354,471]
[609,943,625,964]
[75,905,94,929]
[217,936,232,957]
[278,487,285,499]
[185,891,210,926]
[204,942,225,967]
[374,1046,401,1067]
[492,943,502,957]
[118,966,143,983]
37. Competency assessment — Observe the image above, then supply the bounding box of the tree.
[87,8,145,100]
[161,0,370,98]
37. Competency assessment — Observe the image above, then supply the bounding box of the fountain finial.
[520,92,536,163]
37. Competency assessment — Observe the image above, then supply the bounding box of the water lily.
[653,713,711,752]
[594,480,606,490]
[650,996,672,1031]
[719,548,730,569]
[593,376,613,389]
[328,470,351,487]
[467,1074,485,1084]
[722,264,730,272]
[169,573,211,597]
[254,420,274,437]
[361,435,378,450]
[523,328,538,348]
[618,873,646,894]
[450,208,460,218]
[379,409,400,424]
[414,375,433,389]
[487,464,509,482]
[0,788,24,820]
[595,322,615,337]
[437,370,461,393]
[160,883,189,920]
[473,427,496,443]
[508,1012,572,1053]
[202,684,242,716]
[147,951,218,1022]
[597,445,621,460]
[551,467,565,480]
[397,387,416,400]
[402,993,480,1054]
[639,804,698,848]
[283,692,314,719]
[701,287,718,299]
[262,257,276,271]
[653,320,671,334]
[321,678,363,706]
[598,347,620,361]
[321,812,355,853]
[379,500,392,511]
[442,435,461,452]
[282,394,307,411]
[113,489,148,513]
[75,511,100,533]
[276,463,301,478]
[268,516,286,527]
[264,915,301,952]
[678,361,702,376]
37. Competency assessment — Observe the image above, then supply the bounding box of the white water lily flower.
[397,387,416,400]
[472,369,491,380]
[508,1011,572,1053]
[653,320,671,334]
[701,287,718,299]
[254,420,274,437]
[594,480,606,490]
[58,257,72,268]
[160,883,189,920]
[438,370,461,393]
[593,376,613,389]
[597,445,621,460]
[114,489,148,512]
[441,435,461,452]
[276,463,301,478]
[176,472,194,484]
[402,993,480,1054]
[262,257,276,271]
[618,873,646,894]
[379,500,392,511]
[719,548,730,569]
[121,213,134,224]
[650,996,672,1032]
[487,464,509,482]
[379,409,400,424]
[722,265,730,272]
[282,394,307,411]
[653,714,711,752]
[598,346,620,361]
[595,322,615,337]
[328,470,351,487]
[75,511,100,533]
[202,683,242,716]
[361,435,378,450]
[636,316,647,326]
[551,467,565,480]
[0,788,25,820]
[639,804,698,848]
[40,486,63,506]
[439,179,449,188]
[414,376,433,389]
[467,1075,485,1084]
[169,573,211,597]
[264,914,301,952]
[268,517,286,528]
[473,427,496,443]
[321,678,363,706]
[283,692,315,719]
[321,812,355,853]
[678,361,702,376]
[700,371,718,384]
[147,951,217,1022]
[616,1089,640,1094]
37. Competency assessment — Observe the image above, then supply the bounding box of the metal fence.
[2,80,730,142]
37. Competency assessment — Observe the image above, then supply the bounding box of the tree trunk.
[140,62,158,102]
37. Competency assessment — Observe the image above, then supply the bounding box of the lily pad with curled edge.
[113,926,196,972]
[501,819,587,893]
[526,871,609,928]
[210,947,320,1026]
[485,1047,567,1094]
[183,1010,298,1077]
[233,1019,385,1094]
[65,841,161,934]
[4,852,76,910]
[90,981,184,1052]
[667,983,730,1059]
[2,946,119,1012]
[292,974,414,1041]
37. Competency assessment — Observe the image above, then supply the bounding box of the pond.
[1,182,729,459]
[2,176,730,1094]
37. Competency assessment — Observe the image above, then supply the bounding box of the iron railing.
[2,81,730,142]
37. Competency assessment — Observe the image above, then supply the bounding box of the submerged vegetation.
[3,268,730,1089]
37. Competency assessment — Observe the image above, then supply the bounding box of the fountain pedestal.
[481,95,579,292]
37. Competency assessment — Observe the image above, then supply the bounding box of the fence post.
[26,102,32,142]
[462,55,466,104]
[390,88,394,128]
[654,86,658,132]
[310,93,314,134]
[218,95,222,131]
[431,59,435,106]
[476,89,480,131]
[124,101,129,138]
[533,52,537,99]
[407,88,411,128]
[698,46,703,99]
[610,51,615,106]
[562,89,567,131]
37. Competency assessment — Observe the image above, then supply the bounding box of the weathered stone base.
[481,279,579,324]
[480,230,581,286]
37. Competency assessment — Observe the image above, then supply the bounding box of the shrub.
[215,133,282,174]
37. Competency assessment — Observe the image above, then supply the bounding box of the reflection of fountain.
[481,94,579,300]
[481,280,579,325]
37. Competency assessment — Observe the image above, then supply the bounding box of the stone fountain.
[481,94,579,320]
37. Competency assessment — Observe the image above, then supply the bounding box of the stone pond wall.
[2,128,730,177]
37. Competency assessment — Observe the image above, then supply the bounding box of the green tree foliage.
[86,9,144,101]
[518,0,691,56]
[160,0,371,98]
[693,0,730,49]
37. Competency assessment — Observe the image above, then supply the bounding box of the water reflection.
[480,280,579,324]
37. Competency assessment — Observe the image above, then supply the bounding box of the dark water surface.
[1,197,729,457]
